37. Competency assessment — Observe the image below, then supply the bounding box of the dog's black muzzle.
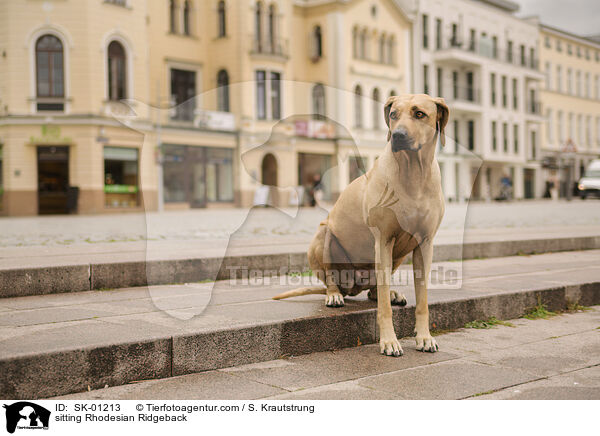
[391,128,416,152]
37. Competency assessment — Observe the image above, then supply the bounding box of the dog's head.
[384,94,449,152]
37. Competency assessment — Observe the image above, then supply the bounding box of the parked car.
[578,159,600,199]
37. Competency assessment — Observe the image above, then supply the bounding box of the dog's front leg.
[375,236,403,356]
[412,242,438,352]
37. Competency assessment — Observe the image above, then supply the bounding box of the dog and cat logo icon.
[3,402,50,433]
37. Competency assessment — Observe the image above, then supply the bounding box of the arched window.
[387,37,395,64]
[218,0,226,37]
[372,88,380,129]
[183,0,191,36]
[354,85,363,128]
[389,89,397,98]
[312,83,325,120]
[217,69,230,112]
[108,41,126,101]
[169,0,177,33]
[36,34,64,98]
[379,34,386,63]
[255,2,263,51]
[268,4,276,52]
[313,25,322,59]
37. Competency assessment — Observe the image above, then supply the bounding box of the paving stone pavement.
[52,306,600,400]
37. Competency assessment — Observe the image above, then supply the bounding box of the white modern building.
[410,0,544,201]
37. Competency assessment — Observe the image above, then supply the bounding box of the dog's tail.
[272,285,327,300]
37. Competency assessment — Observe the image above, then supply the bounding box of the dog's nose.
[392,128,410,143]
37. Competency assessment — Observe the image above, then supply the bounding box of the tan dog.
[273,94,449,357]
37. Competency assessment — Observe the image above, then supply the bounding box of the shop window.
[104,147,139,208]
[206,148,233,202]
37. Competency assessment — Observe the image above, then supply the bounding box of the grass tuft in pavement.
[565,302,592,313]
[464,317,515,329]
[523,303,556,320]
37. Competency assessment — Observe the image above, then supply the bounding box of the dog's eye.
[414,111,426,119]
[389,111,399,120]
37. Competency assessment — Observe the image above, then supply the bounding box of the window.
[352,27,359,58]
[596,75,600,100]
[556,39,562,52]
[206,147,234,202]
[218,0,226,37]
[501,75,507,107]
[170,68,196,121]
[452,71,458,99]
[492,121,497,151]
[359,29,367,59]
[507,40,513,62]
[349,156,367,183]
[354,85,363,128]
[466,71,474,101]
[256,70,266,119]
[422,14,429,49]
[597,117,600,146]
[217,69,229,112]
[423,64,429,94]
[492,36,497,58]
[585,73,590,98]
[544,36,550,48]
[512,78,518,109]
[104,147,139,208]
[567,68,573,94]
[268,4,276,52]
[389,89,397,98]
[568,112,574,140]
[469,29,475,52]
[491,73,496,105]
[386,37,394,64]
[586,115,592,146]
[372,88,380,129]
[437,67,443,97]
[577,46,581,58]
[453,120,459,151]
[313,25,323,59]
[567,44,572,55]
[182,0,191,35]
[435,18,442,50]
[503,123,508,152]
[467,120,474,151]
[107,41,126,101]
[576,70,581,96]
[450,23,458,46]
[578,114,583,144]
[35,34,64,109]
[378,34,385,63]
[312,83,325,120]
[513,124,519,153]
[558,111,564,142]
[547,108,554,143]
[519,44,525,66]
[529,47,536,69]
[531,131,537,160]
[545,61,551,90]
[255,2,263,51]
[270,71,281,119]
[556,65,562,92]
[169,0,177,33]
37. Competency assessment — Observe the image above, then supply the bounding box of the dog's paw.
[380,336,404,357]
[415,335,438,353]
[390,290,407,306]
[325,293,345,307]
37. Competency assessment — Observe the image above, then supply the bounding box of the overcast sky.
[516,0,600,36]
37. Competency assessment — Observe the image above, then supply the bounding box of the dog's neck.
[388,138,438,192]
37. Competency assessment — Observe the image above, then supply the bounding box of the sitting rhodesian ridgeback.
[273,93,449,357]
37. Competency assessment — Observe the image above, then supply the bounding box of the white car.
[578,159,600,199]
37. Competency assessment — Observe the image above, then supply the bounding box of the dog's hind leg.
[325,283,345,307]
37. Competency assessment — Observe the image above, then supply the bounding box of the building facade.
[411,0,544,201]
[539,24,600,197]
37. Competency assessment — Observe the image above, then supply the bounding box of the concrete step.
[2,227,600,298]
[51,308,600,400]
[0,250,599,399]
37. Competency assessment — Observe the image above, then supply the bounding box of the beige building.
[539,24,600,197]
[0,0,412,216]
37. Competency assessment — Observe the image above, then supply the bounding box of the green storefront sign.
[104,185,138,194]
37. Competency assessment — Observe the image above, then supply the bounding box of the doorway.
[261,153,278,206]
[524,168,535,199]
[38,146,69,215]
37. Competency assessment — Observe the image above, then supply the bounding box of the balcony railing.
[444,85,481,104]
[250,35,288,58]
[436,38,539,70]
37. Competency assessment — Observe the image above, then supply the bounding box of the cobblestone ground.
[0,199,599,247]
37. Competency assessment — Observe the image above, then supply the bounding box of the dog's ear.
[384,96,397,142]
[434,97,449,146]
